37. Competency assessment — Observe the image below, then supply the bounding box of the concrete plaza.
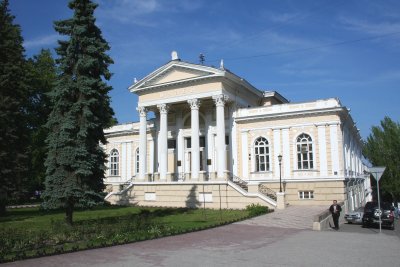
[2,206,399,267]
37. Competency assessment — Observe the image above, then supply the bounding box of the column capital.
[136,106,147,117]
[212,94,229,107]
[187,98,201,110]
[157,103,169,114]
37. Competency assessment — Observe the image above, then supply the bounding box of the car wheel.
[362,223,367,228]
[347,222,352,224]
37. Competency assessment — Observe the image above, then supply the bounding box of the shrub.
[246,203,269,217]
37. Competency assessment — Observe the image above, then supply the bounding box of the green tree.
[26,49,57,194]
[363,117,400,202]
[42,0,115,225]
[0,0,29,214]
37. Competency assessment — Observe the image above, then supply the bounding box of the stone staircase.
[258,184,277,201]
[229,175,277,204]
[231,174,249,191]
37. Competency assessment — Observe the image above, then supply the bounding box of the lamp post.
[278,154,282,193]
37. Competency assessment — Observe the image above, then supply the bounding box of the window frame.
[254,137,270,172]
[296,133,314,170]
[298,190,314,200]
[109,149,119,176]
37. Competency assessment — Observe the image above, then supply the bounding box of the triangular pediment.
[130,61,224,92]
[149,67,212,85]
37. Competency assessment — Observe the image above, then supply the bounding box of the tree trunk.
[65,200,74,225]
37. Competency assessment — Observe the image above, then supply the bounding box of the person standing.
[329,200,342,230]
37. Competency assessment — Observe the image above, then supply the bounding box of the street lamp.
[278,154,283,193]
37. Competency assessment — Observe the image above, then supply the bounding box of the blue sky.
[9,0,400,139]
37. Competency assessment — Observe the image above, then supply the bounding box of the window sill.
[293,169,318,172]
[250,171,273,174]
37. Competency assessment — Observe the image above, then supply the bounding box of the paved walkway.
[236,205,327,229]
[3,206,399,267]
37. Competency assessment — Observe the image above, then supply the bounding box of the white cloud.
[24,34,60,49]
[339,17,400,35]
[96,0,160,26]
[95,0,203,26]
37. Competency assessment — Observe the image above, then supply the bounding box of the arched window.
[296,133,313,170]
[110,149,119,176]
[254,137,270,172]
[135,148,140,174]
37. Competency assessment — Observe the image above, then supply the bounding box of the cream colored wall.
[168,151,176,174]
[260,180,346,206]
[138,81,223,103]
[235,114,341,179]
[223,82,260,107]
[154,69,199,84]
[105,131,153,179]
[106,183,275,210]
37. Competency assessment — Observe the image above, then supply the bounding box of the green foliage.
[0,0,30,214]
[43,0,115,224]
[0,206,251,262]
[25,49,57,195]
[363,116,400,201]
[246,203,269,216]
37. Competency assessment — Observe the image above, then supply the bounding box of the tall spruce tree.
[0,0,29,215]
[43,0,114,224]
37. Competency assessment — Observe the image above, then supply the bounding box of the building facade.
[104,52,371,211]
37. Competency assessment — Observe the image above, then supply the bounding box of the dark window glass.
[200,136,205,147]
[168,139,176,149]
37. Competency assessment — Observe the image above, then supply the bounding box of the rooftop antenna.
[220,59,224,69]
[199,53,205,65]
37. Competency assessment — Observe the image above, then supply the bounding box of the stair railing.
[258,184,277,201]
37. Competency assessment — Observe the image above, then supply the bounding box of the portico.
[136,93,230,182]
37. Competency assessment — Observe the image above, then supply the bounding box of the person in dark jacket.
[329,200,342,230]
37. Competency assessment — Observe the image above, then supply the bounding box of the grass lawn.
[0,205,268,263]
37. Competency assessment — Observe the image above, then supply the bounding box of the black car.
[362,202,395,230]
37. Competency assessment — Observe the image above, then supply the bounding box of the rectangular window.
[168,139,176,149]
[200,136,205,148]
[185,138,191,149]
[299,191,314,200]
[225,135,229,145]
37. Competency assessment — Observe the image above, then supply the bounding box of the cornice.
[235,107,344,122]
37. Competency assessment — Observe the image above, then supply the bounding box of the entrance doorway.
[184,137,206,174]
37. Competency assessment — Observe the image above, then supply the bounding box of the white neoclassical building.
[104,52,371,211]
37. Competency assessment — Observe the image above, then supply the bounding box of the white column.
[137,106,147,180]
[121,142,127,181]
[205,111,213,173]
[213,94,228,179]
[126,142,132,181]
[273,129,281,177]
[149,139,154,174]
[317,125,328,176]
[330,123,339,175]
[282,128,291,178]
[176,112,184,175]
[231,108,238,176]
[188,99,201,179]
[241,130,248,179]
[158,103,169,180]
